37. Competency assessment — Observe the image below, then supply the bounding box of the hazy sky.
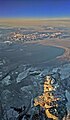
[0,0,70,18]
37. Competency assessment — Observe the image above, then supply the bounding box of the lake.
[0,43,64,66]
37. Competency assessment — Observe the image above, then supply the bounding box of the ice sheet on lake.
[60,64,70,80]
[52,64,70,80]
[2,75,11,85]
[16,68,30,83]
[0,61,3,65]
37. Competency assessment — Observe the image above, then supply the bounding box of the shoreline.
[21,39,70,68]
[39,39,70,62]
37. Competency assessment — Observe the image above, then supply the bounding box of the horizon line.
[0,17,70,20]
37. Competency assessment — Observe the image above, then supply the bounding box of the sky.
[0,0,70,18]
